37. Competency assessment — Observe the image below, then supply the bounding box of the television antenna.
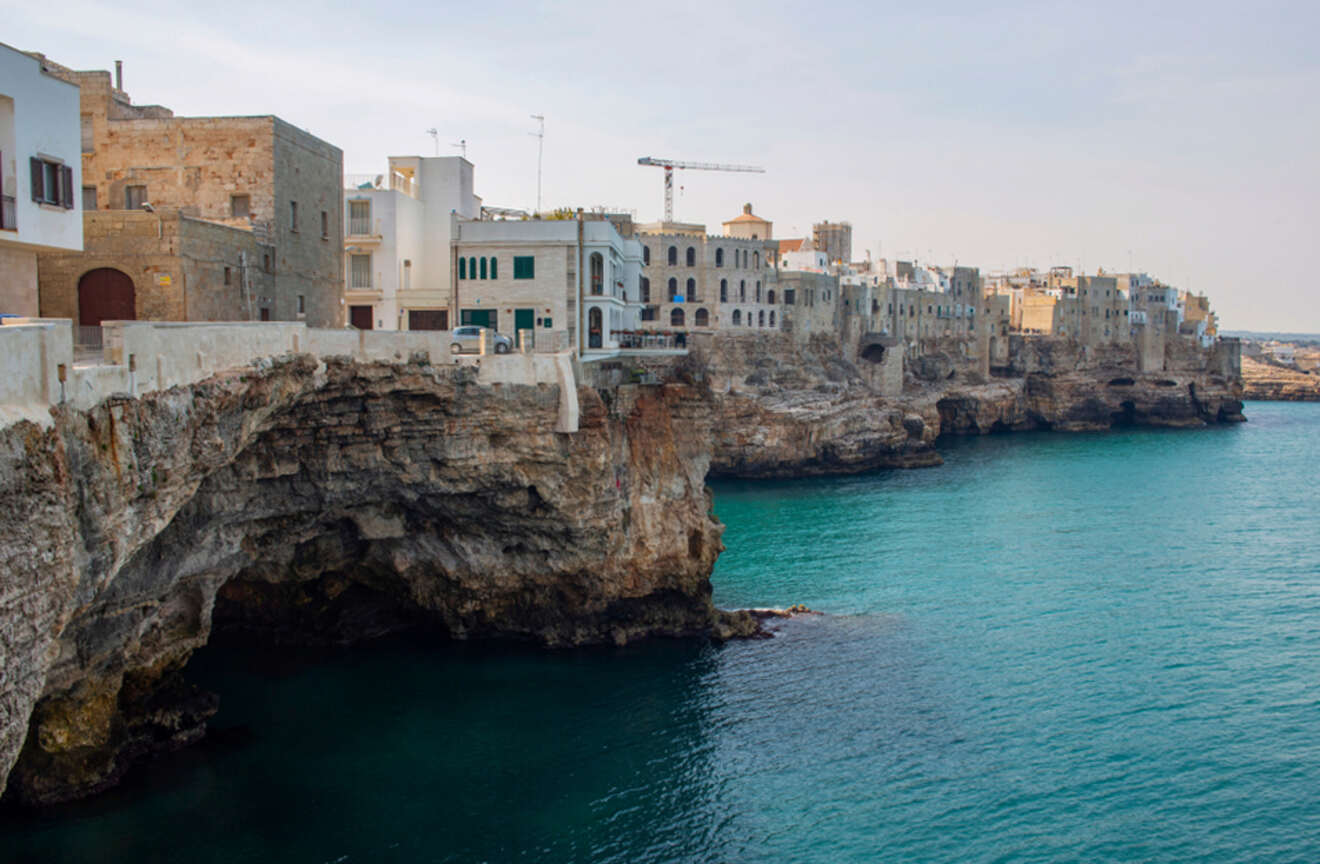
[425,128,439,156]
[530,114,545,214]
[452,138,467,159]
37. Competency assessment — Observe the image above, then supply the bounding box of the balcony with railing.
[344,169,418,199]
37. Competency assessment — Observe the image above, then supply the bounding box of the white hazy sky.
[6,0,1318,331]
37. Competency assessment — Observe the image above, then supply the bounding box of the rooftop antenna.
[452,138,467,159]
[529,114,545,214]
[425,128,439,156]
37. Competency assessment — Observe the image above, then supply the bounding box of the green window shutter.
[490,257,497,279]
[513,256,534,279]
[469,258,477,281]
[480,257,487,279]
[30,158,43,202]
[459,257,466,279]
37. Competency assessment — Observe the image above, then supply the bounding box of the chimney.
[114,60,122,91]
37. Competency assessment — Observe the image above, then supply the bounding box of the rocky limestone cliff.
[0,356,743,805]
[1241,356,1320,401]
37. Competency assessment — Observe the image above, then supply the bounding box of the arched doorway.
[78,268,136,327]
[588,306,603,349]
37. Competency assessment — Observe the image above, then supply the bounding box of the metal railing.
[349,215,373,235]
[616,330,687,350]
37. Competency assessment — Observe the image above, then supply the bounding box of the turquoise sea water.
[4,402,1319,862]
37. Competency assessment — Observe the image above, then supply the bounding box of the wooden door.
[77,268,136,326]
[350,305,373,330]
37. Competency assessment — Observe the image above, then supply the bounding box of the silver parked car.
[449,325,512,354]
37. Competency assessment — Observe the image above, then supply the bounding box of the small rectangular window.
[321,210,328,240]
[290,200,298,231]
[82,186,97,211]
[124,184,147,210]
[231,194,250,219]
[263,252,273,273]
[297,294,306,315]
[223,266,231,285]
[513,256,534,279]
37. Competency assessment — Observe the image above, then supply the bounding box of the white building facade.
[0,43,83,315]
[343,156,480,330]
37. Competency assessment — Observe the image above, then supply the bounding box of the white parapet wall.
[0,320,579,432]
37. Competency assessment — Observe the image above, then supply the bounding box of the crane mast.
[637,156,765,222]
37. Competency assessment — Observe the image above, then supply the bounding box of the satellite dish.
[373,174,384,188]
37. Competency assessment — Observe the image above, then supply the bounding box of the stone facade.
[35,60,342,327]
[38,211,275,324]
[637,230,779,333]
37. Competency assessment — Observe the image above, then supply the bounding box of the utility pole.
[530,114,545,215]
[425,128,439,156]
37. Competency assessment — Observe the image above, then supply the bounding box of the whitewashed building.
[0,42,83,315]
[343,156,480,330]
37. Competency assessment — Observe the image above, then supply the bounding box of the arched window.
[742,250,748,268]
[686,246,696,267]
[715,248,724,268]
[767,289,776,304]
[732,309,742,325]
[720,279,728,302]
[643,245,650,265]
[490,257,497,279]
[469,257,477,280]
[459,257,466,279]
[754,251,760,269]
[755,281,762,302]
[671,307,685,327]
[590,252,604,295]
[641,277,650,303]
[480,257,488,279]
[667,245,677,265]
[739,280,746,301]
[769,311,776,327]
[668,277,678,301]
[758,310,765,327]
[686,277,696,301]
[695,307,709,327]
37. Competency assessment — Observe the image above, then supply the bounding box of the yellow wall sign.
[155,274,172,286]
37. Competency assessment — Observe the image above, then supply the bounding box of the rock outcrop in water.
[0,331,1243,805]
[0,356,743,805]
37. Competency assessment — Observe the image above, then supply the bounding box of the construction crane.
[637,157,764,222]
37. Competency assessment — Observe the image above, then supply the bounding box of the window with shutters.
[350,254,372,289]
[459,257,466,279]
[82,186,97,211]
[489,257,497,279]
[513,256,534,279]
[348,199,370,234]
[231,194,250,219]
[31,158,74,208]
[124,184,147,210]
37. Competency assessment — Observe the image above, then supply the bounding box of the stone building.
[0,43,83,315]
[32,56,343,328]
[451,213,642,354]
[636,215,780,334]
[37,211,274,324]
[720,202,772,240]
[812,220,852,267]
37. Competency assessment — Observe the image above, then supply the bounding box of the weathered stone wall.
[0,248,39,316]
[37,212,275,324]
[272,119,342,328]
